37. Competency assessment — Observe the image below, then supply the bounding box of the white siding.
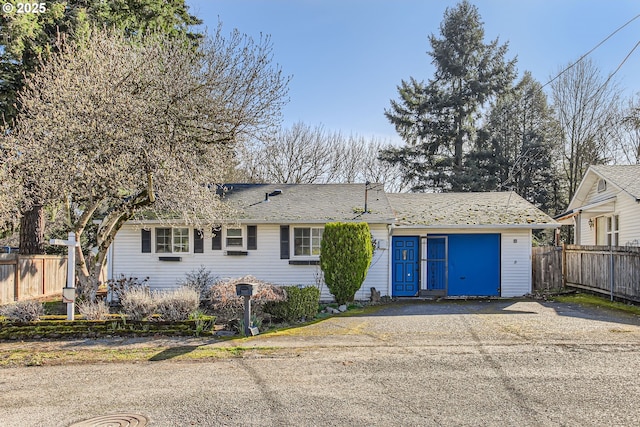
[500,230,532,297]
[617,196,640,246]
[577,212,596,246]
[575,178,640,246]
[112,223,389,302]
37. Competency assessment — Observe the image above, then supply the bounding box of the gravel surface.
[2,300,640,426]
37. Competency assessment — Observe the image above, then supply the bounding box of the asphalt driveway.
[2,300,640,426]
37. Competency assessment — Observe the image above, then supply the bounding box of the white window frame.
[155,227,190,253]
[607,215,619,246]
[225,226,245,249]
[595,215,619,246]
[293,227,323,257]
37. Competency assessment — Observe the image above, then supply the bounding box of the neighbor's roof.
[589,165,640,200]
[219,183,394,223]
[387,192,558,228]
[563,164,640,215]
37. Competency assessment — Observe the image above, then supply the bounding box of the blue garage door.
[446,234,500,296]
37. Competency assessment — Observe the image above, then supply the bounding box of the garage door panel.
[447,234,500,296]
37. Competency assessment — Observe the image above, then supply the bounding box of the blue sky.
[185,0,640,143]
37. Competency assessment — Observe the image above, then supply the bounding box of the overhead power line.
[541,13,640,90]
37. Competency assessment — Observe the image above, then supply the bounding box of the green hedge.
[0,316,216,340]
[263,286,320,323]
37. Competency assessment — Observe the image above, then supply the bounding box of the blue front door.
[392,236,419,297]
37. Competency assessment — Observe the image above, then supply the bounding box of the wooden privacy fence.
[0,254,68,304]
[564,245,640,302]
[531,246,563,291]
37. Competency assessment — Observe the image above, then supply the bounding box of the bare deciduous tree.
[239,122,409,192]
[611,94,640,164]
[2,27,289,300]
[550,58,621,201]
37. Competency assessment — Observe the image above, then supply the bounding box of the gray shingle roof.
[220,183,394,223]
[590,165,640,200]
[387,192,557,227]
[142,183,556,227]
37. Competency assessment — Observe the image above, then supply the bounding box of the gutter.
[392,223,560,230]
[126,218,396,225]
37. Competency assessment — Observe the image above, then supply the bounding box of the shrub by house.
[320,222,373,304]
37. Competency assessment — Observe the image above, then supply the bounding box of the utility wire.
[599,39,640,91]
[541,13,640,90]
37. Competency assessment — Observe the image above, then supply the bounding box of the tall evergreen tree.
[469,72,564,213]
[382,0,516,191]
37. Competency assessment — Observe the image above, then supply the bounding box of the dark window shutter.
[141,229,151,253]
[247,225,257,250]
[280,225,290,259]
[212,226,222,250]
[194,229,204,253]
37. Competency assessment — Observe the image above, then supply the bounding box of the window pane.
[311,228,323,255]
[226,228,243,247]
[227,228,242,237]
[596,217,606,245]
[294,228,310,256]
[156,228,172,253]
[173,228,189,253]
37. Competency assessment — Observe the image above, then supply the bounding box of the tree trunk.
[19,205,45,254]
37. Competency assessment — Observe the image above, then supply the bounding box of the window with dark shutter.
[194,229,204,253]
[211,226,222,250]
[247,225,257,250]
[141,229,151,253]
[280,225,290,259]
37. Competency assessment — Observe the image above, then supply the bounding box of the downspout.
[387,223,394,298]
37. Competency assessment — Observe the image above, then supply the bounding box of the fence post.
[610,245,614,302]
[14,255,19,301]
[41,257,46,295]
[562,243,567,288]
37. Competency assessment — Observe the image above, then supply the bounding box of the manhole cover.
[69,413,149,426]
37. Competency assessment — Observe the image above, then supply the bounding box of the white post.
[50,232,78,321]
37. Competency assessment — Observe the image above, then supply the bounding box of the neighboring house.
[110,184,558,300]
[555,165,640,247]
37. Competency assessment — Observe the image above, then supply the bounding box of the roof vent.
[597,179,607,193]
[264,189,283,202]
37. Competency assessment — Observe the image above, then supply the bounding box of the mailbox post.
[49,232,80,321]
[235,283,259,336]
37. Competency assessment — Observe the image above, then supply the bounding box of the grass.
[0,345,281,368]
[0,301,390,367]
[552,292,640,316]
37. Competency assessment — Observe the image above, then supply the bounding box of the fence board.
[532,246,563,291]
[0,255,68,304]
[18,257,44,299]
[564,245,640,302]
[44,257,68,295]
[0,263,16,304]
